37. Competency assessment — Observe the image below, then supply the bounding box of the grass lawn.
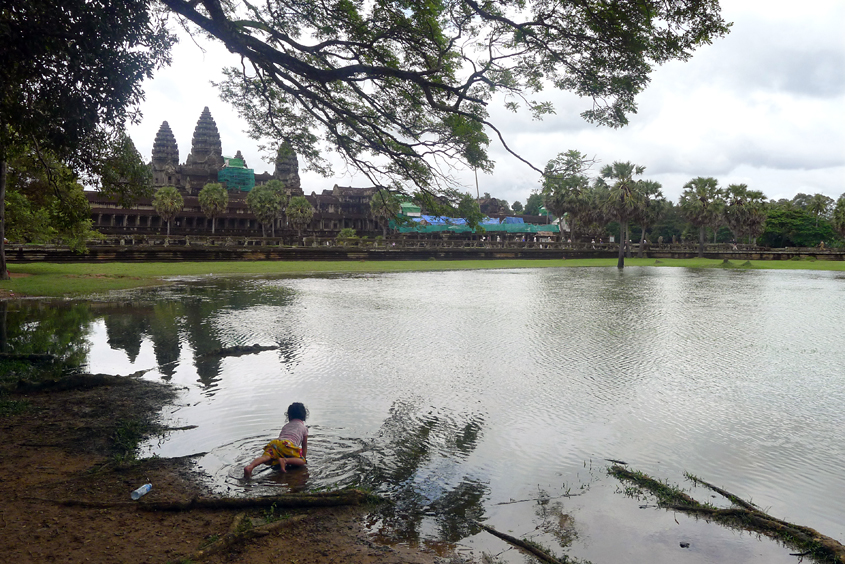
[4,257,843,298]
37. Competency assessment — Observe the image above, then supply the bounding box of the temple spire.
[186,107,223,165]
[151,121,179,166]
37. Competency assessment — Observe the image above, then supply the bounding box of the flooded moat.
[7,267,844,563]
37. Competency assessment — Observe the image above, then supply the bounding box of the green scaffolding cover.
[218,166,255,192]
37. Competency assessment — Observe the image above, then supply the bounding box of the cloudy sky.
[127,0,845,207]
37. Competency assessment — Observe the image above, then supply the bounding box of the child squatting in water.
[244,402,308,478]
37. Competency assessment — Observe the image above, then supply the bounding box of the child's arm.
[301,434,308,460]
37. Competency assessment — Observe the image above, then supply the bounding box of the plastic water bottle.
[131,483,152,500]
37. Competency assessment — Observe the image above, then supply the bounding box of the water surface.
[9,267,844,563]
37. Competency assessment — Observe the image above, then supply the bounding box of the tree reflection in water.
[97,280,301,387]
[359,399,489,544]
[0,301,94,381]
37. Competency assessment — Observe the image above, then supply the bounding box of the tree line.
[149,181,314,240]
[537,150,845,268]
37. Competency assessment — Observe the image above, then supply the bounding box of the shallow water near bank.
[7,266,845,562]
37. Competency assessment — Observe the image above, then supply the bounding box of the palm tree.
[598,161,645,269]
[370,188,401,238]
[246,184,280,237]
[832,195,845,238]
[541,150,593,242]
[287,195,313,242]
[152,186,183,237]
[679,177,722,257]
[197,182,228,234]
[264,179,290,237]
[807,193,834,226]
[633,180,666,258]
[724,184,767,245]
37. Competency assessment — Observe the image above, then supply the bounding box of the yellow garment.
[262,439,304,465]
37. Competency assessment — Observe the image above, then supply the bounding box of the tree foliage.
[457,193,486,230]
[197,182,228,234]
[632,179,666,257]
[0,0,174,275]
[4,145,100,252]
[162,0,729,192]
[679,177,723,257]
[723,183,767,244]
[287,196,314,240]
[246,184,281,237]
[152,186,183,236]
[833,196,845,239]
[597,161,646,268]
[370,189,401,238]
[542,150,593,241]
[264,179,290,234]
[524,193,544,216]
[806,193,834,226]
[758,205,837,248]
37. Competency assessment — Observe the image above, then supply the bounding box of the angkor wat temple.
[86,107,384,238]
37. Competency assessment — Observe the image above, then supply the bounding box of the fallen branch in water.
[197,344,279,358]
[474,521,567,564]
[609,465,845,563]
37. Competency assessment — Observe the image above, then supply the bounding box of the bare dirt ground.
[0,378,458,564]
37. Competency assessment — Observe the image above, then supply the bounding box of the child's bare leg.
[278,457,306,472]
[244,454,272,478]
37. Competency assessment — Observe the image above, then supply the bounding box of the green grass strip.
[4,257,844,298]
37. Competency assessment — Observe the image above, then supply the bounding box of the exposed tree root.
[33,489,377,512]
[610,465,845,563]
[197,344,279,358]
[188,512,310,561]
[474,521,567,564]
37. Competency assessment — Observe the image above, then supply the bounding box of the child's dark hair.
[286,402,308,421]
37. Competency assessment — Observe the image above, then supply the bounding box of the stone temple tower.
[273,141,302,195]
[151,121,180,187]
[182,107,225,194]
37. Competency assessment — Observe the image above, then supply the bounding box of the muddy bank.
[0,376,455,564]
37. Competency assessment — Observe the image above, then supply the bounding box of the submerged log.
[474,522,566,564]
[140,490,373,511]
[36,489,377,512]
[610,465,845,563]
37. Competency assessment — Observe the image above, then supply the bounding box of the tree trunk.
[698,225,705,258]
[639,225,646,258]
[617,220,626,269]
[211,217,216,234]
[0,153,8,280]
[166,219,171,236]
[625,223,632,258]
